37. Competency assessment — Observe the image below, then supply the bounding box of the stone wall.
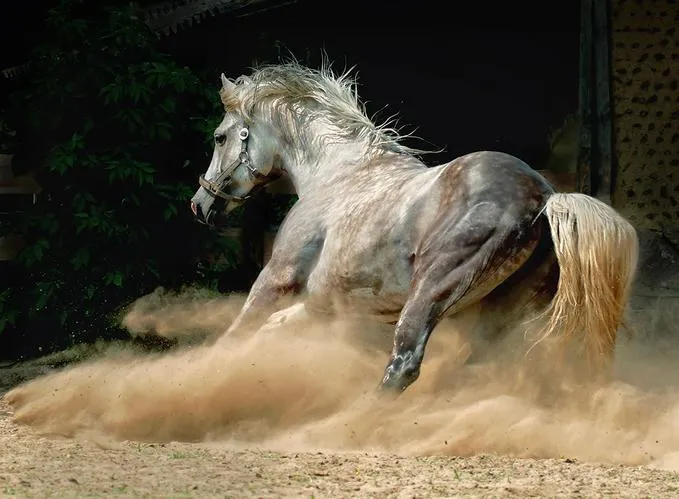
[610,0,679,228]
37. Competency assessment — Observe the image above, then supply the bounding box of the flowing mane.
[220,61,426,158]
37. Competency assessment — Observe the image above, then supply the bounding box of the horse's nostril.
[190,201,198,216]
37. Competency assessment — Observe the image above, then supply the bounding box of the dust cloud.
[5,288,679,471]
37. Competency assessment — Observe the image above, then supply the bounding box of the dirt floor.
[2,394,679,499]
[3,292,679,498]
[1,395,678,499]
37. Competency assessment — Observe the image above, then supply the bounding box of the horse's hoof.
[378,364,419,395]
[376,376,409,397]
[375,386,402,402]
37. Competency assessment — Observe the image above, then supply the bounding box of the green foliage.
[0,0,239,353]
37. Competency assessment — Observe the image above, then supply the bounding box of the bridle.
[198,125,273,203]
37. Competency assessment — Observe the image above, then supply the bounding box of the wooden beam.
[2,0,299,79]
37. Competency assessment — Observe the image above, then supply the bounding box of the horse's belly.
[306,253,411,320]
[307,287,407,322]
[343,288,406,314]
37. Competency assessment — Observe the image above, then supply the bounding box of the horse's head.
[190,74,282,227]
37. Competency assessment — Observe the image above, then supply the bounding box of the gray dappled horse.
[190,62,639,394]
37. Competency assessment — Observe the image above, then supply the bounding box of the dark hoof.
[377,379,406,397]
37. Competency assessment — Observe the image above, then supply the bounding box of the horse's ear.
[220,73,235,94]
[220,73,237,109]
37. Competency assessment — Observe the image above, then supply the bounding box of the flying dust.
[5,287,679,471]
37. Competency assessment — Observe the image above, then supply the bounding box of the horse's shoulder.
[276,200,326,239]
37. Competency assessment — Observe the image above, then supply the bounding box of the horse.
[189,62,639,393]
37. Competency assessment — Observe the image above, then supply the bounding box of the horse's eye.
[214,133,227,146]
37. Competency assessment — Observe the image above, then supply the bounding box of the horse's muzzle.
[190,200,212,226]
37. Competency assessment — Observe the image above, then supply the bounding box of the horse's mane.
[220,61,428,158]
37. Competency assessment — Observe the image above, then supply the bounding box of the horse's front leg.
[256,302,309,332]
[222,263,303,338]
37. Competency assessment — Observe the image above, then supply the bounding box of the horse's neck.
[281,139,368,197]
[282,140,426,199]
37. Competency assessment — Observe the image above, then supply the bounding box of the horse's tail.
[538,192,639,369]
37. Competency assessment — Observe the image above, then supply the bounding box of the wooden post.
[577,0,614,203]
[593,0,613,204]
[577,0,594,195]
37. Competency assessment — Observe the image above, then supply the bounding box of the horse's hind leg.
[380,202,542,393]
[466,227,559,363]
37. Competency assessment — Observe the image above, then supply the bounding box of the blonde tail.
[539,193,639,369]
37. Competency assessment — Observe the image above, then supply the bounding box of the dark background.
[1,0,581,168]
[0,0,581,359]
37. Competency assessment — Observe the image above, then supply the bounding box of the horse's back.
[434,150,555,212]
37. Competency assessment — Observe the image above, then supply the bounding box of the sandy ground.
[2,395,679,498]
[0,394,679,498]
[3,291,679,497]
